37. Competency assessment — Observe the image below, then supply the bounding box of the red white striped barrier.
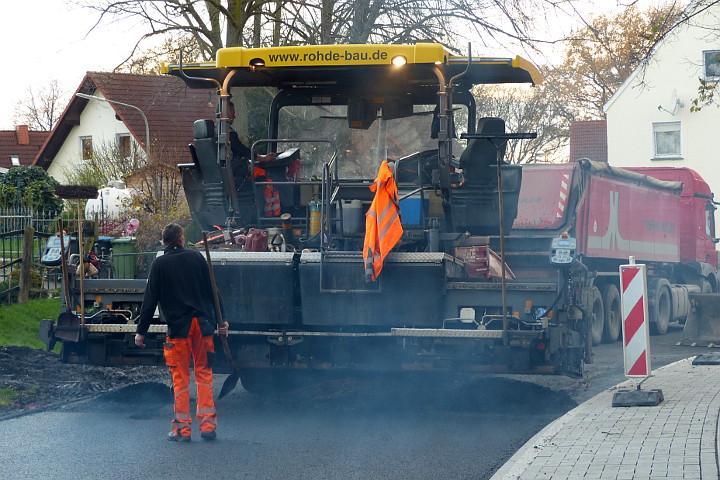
[556,173,570,218]
[619,259,651,378]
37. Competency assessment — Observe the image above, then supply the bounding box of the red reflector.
[536,342,546,350]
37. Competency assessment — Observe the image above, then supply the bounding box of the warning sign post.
[612,257,664,407]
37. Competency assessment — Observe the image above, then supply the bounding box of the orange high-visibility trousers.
[164,317,217,437]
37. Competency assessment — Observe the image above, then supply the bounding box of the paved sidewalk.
[492,357,720,479]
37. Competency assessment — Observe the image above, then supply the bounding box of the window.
[706,202,716,239]
[117,134,131,159]
[652,122,681,159]
[704,50,720,79]
[9,155,20,167]
[80,136,93,160]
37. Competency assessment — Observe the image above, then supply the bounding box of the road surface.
[0,324,704,479]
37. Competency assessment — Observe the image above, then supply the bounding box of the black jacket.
[137,244,222,338]
[230,129,251,159]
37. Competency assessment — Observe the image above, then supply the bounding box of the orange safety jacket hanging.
[254,167,281,217]
[363,160,403,282]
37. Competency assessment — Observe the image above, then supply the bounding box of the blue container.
[399,196,428,225]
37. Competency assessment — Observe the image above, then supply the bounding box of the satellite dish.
[657,89,684,115]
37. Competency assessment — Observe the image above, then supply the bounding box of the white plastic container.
[341,199,363,236]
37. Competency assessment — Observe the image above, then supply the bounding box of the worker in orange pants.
[135,223,228,442]
[164,317,218,439]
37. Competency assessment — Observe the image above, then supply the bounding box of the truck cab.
[625,166,718,272]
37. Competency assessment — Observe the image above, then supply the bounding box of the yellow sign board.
[216,43,448,68]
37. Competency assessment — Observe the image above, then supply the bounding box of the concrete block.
[692,353,720,365]
[612,388,664,407]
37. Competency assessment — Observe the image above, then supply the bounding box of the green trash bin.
[111,237,137,279]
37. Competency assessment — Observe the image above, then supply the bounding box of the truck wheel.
[590,286,604,346]
[601,284,621,343]
[650,279,671,335]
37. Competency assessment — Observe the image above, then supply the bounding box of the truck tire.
[601,284,621,343]
[650,279,671,335]
[590,285,604,346]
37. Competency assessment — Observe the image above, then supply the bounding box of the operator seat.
[450,117,522,235]
[193,120,222,184]
[458,117,506,183]
[178,120,230,228]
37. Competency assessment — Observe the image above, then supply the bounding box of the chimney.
[569,120,607,163]
[16,125,30,146]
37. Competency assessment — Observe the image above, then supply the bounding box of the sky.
[1,0,147,130]
[0,0,661,131]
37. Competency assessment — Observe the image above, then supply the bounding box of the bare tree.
[61,138,186,213]
[547,2,682,120]
[127,145,187,215]
[12,80,67,131]
[79,0,577,60]
[117,34,206,74]
[554,1,720,114]
[61,137,190,246]
[119,143,192,251]
[473,84,572,164]
[681,2,720,111]
[62,140,146,187]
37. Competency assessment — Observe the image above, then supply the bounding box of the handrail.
[251,138,342,293]
[177,50,221,90]
[250,138,338,230]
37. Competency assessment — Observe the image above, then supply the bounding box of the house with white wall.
[34,72,215,183]
[604,3,720,195]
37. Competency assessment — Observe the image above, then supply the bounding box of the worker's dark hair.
[162,223,184,246]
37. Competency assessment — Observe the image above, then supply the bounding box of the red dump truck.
[510,159,718,347]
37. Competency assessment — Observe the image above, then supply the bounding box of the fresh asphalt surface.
[0,325,700,479]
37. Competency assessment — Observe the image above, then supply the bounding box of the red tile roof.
[34,72,216,169]
[0,126,50,170]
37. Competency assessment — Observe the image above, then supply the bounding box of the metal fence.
[0,207,60,235]
[0,208,62,302]
[0,208,154,304]
[0,207,184,303]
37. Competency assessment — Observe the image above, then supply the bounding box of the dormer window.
[9,155,20,167]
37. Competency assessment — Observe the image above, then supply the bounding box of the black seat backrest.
[193,119,222,183]
[188,144,200,169]
[193,119,214,139]
[459,117,506,184]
